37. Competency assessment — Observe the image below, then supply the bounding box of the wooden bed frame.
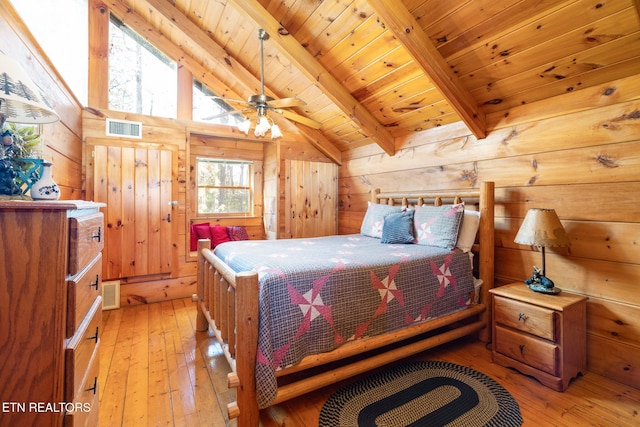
[194,181,495,426]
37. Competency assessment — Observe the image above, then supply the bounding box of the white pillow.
[456,210,480,252]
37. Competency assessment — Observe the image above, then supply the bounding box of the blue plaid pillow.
[360,202,404,238]
[413,203,465,249]
[381,210,415,244]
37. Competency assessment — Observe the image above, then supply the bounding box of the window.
[196,158,252,215]
[108,14,177,118]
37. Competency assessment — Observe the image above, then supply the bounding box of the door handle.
[167,213,171,223]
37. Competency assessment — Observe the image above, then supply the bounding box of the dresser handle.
[92,226,102,242]
[89,275,99,290]
[518,312,528,321]
[87,326,99,343]
[519,344,525,356]
[86,377,98,395]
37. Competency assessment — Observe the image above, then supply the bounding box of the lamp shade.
[514,208,570,247]
[0,52,59,124]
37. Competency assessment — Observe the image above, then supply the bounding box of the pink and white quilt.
[214,234,476,408]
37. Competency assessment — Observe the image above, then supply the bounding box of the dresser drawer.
[495,325,558,376]
[64,344,100,427]
[65,296,102,402]
[494,295,556,341]
[67,254,102,338]
[69,213,104,276]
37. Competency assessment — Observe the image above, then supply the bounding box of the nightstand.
[489,282,587,391]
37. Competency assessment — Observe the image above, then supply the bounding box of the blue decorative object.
[13,158,44,195]
[524,266,561,294]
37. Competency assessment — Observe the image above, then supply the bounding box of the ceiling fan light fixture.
[254,115,271,137]
[270,123,283,140]
[237,117,251,135]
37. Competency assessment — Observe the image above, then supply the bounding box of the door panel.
[87,141,175,280]
[286,160,338,238]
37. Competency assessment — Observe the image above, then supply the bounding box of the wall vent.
[106,118,142,138]
[102,280,121,310]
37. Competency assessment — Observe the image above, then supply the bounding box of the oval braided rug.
[319,361,522,427]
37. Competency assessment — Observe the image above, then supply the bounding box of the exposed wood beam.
[120,0,341,164]
[224,0,396,157]
[366,0,487,140]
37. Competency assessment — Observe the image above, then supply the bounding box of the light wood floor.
[99,298,640,426]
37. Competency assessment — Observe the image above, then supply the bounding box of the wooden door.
[285,160,338,238]
[87,140,176,280]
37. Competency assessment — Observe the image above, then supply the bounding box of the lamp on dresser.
[514,208,570,294]
[0,51,59,126]
[0,51,60,198]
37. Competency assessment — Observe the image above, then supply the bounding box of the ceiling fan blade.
[202,109,246,121]
[267,97,307,108]
[207,95,250,105]
[274,109,322,129]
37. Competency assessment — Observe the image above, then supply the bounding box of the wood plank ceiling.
[110,0,640,162]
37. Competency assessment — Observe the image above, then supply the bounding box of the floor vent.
[106,118,142,138]
[102,280,121,310]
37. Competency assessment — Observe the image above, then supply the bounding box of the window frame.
[108,13,177,118]
[194,157,254,217]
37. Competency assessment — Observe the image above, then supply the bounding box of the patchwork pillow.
[360,202,404,238]
[191,222,211,251]
[381,210,415,244]
[456,209,481,252]
[211,225,232,247]
[228,225,250,241]
[413,202,465,249]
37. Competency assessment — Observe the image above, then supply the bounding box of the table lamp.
[0,51,60,127]
[514,208,570,294]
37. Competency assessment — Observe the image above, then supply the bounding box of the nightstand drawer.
[65,297,102,402]
[495,325,558,376]
[66,254,102,338]
[494,295,556,340]
[69,213,104,276]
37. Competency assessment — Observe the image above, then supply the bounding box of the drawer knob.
[92,226,102,242]
[518,312,528,321]
[89,274,100,290]
[86,377,98,395]
[519,344,525,356]
[87,326,99,343]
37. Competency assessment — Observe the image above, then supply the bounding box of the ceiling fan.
[206,29,321,135]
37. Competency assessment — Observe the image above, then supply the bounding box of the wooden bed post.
[233,270,260,426]
[478,181,495,342]
[195,239,210,332]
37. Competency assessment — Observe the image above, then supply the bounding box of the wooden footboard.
[194,181,495,426]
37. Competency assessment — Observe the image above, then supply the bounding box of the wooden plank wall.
[0,2,84,199]
[338,74,640,389]
[263,139,336,239]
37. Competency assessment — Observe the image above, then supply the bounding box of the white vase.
[31,161,60,200]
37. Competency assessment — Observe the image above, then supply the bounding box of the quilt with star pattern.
[213,234,476,408]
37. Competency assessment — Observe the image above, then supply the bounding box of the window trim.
[194,157,254,217]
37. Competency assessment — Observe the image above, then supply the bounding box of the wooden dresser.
[0,200,105,427]
[490,282,587,391]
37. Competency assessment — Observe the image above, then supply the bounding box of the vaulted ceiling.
[109,0,640,163]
